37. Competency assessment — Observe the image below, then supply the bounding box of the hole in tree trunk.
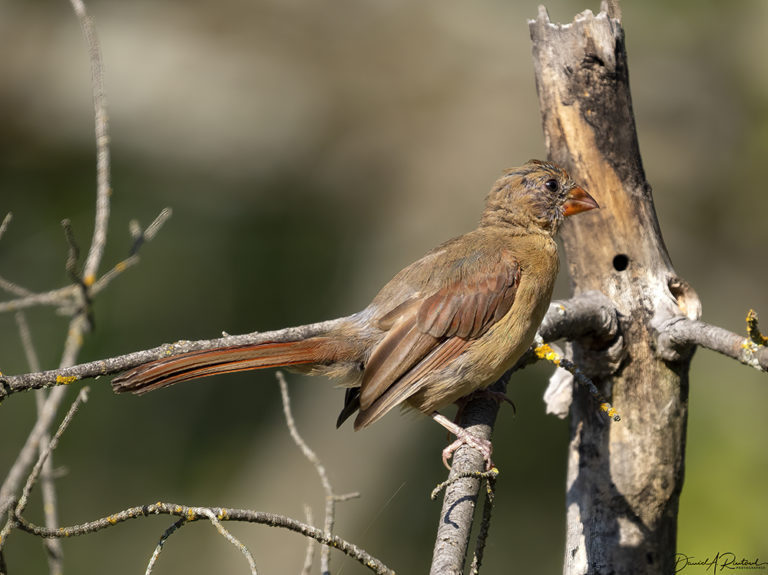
[613,254,629,271]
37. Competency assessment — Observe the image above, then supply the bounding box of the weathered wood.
[530,4,701,574]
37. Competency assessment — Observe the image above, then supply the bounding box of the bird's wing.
[354,251,520,428]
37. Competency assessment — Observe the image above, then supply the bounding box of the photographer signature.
[675,552,767,573]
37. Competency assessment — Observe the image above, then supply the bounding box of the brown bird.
[113,160,597,468]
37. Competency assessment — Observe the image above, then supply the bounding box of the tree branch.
[13,503,394,575]
[0,318,352,398]
[654,315,768,371]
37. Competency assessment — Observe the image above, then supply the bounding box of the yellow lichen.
[600,403,620,420]
[56,375,78,385]
[83,274,96,287]
[534,343,561,365]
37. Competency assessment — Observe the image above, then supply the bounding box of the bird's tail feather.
[112,337,340,395]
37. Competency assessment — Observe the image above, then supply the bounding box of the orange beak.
[563,186,599,216]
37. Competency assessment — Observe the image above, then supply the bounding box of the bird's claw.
[441,430,494,471]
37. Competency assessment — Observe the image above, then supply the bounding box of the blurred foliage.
[0,0,766,573]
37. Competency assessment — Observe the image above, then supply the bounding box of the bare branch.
[533,340,620,421]
[468,470,498,575]
[301,505,315,575]
[129,207,173,256]
[655,315,768,371]
[0,389,89,553]
[145,518,186,575]
[16,313,42,374]
[0,387,70,526]
[13,502,394,575]
[0,213,11,241]
[0,317,352,398]
[430,395,497,575]
[16,389,89,519]
[276,372,360,574]
[67,0,111,284]
[89,256,140,295]
[0,209,170,315]
[16,312,64,575]
[0,286,79,314]
[0,276,35,298]
[198,508,258,575]
[538,291,621,346]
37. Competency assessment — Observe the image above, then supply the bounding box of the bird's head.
[481,160,598,234]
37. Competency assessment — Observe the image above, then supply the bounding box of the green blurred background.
[1,0,766,572]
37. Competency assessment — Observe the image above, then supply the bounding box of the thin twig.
[61,220,83,285]
[68,0,111,284]
[301,505,316,575]
[198,508,258,575]
[0,388,89,551]
[14,503,394,575]
[16,389,89,518]
[145,518,187,575]
[16,312,42,374]
[0,286,79,314]
[16,313,64,575]
[533,340,620,421]
[0,213,11,241]
[130,207,173,256]
[276,371,360,574]
[89,255,140,295]
[0,387,70,532]
[430,469,498,501]
[655,315,768,371]
[468,470,498,575]
[0,276,35,298]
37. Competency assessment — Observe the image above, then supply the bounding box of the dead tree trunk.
[530,5,701,574]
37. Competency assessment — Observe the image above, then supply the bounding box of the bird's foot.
[431,412,494,471]
[441,433,494,471]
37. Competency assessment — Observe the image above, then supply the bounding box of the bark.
[530,4,701,574]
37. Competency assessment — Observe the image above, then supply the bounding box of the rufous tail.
[112,337,339,395]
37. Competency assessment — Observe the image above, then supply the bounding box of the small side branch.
[276,372,359,574]
[68,0,111,284]
[655,313,768,371]
[538,290,620,346]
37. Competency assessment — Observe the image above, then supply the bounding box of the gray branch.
[0,318,351,398]
[655,315,768,371]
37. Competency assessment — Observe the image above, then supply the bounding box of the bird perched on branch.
[113,160,598,468]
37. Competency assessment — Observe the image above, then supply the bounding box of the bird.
[112,160,598,468]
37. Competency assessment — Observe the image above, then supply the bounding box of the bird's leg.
[451,389,515,434]
[462,389,516,413]
[431,412,494,471]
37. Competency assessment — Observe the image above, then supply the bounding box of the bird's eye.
[545,179,559,193]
